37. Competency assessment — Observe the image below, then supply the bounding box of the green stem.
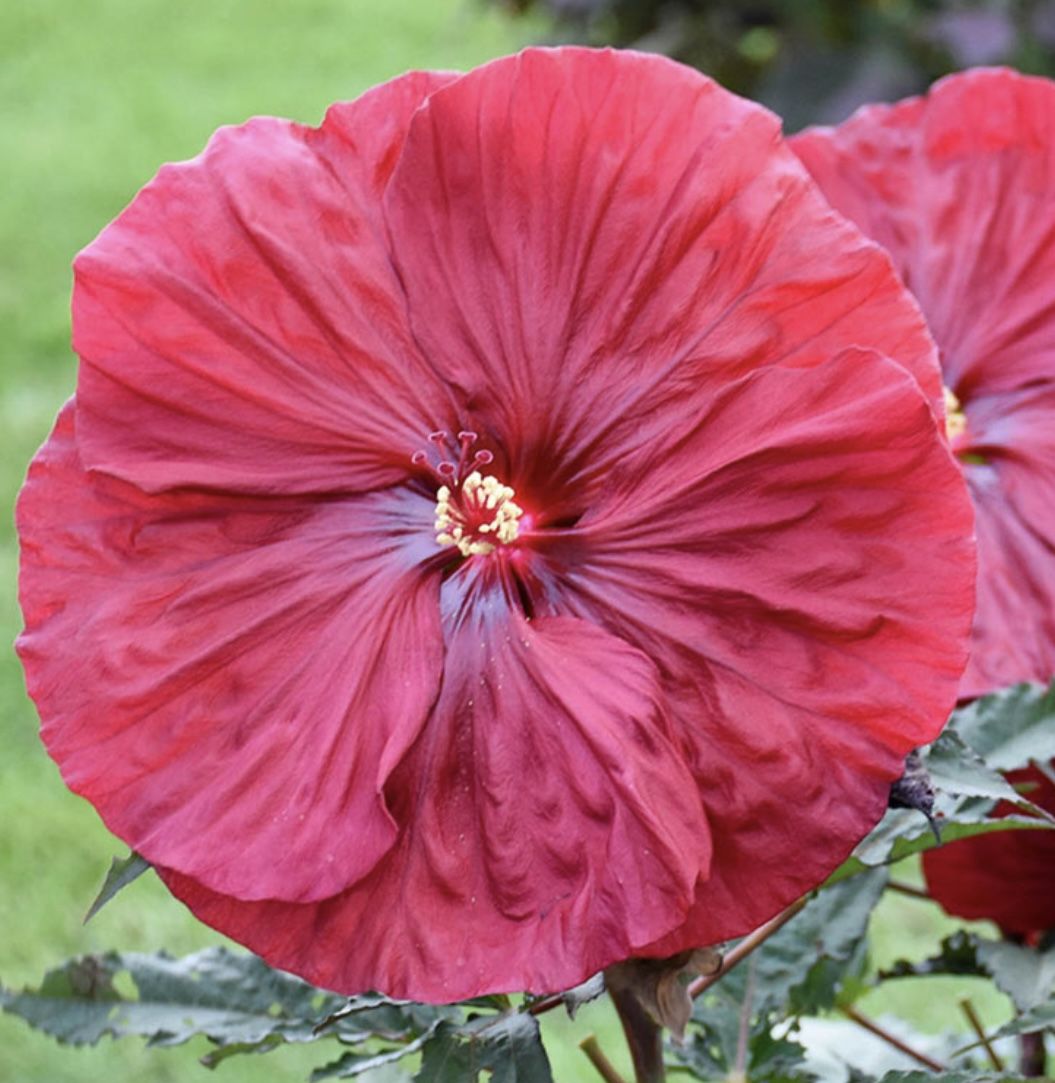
[959,998,1003,1071]
[580,1034,630,1083]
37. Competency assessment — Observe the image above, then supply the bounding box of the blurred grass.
[0,3,1012,1081]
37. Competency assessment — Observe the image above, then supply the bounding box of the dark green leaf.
[980,1001,1055,1043]
[414,1014,552,1083]
[950,680,1055,770]
[825,810,1052,887]
[826,723,1055,889]
[671,983,742,1079]
[200,1034,285,1069]
[468,1013,552,1083]
[673,992,810,1083]
[758,869,888,1015]
[557,973,605,1019]
[0,947,446,1062]
[879,931,983,982]
[975,940,1055,1014]
[415,1022,474,1083]
[83,852,151,924]
[311,1026,437,1080]
[923,731,1029,805]
[742,1024,811,1082]
[876,1072,1030,1083]
[881,932,1055,1016]
[676,872,886,1080]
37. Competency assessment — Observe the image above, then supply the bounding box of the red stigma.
[412,430,495,487]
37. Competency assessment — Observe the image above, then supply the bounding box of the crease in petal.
[158,592,709,1001]
[73,70,459,496]
[18,404,445,902]
[543,349,974,947]
[383,47,940,504]
[18,48,983,1005]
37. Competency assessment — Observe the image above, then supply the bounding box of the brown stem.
[886,880,931,901]
[527,992,564,1016]
[580,1034,630,1083]
[689,895,810,1000]
[608,979,666,1083]
[1019,1031,1047,1077]
[959,998,1004,1071]
[841,1005,947,1072]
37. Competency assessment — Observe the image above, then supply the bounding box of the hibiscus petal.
[73,71,459,495]
[17,404,444,901]
[382,47,939,500]
[159,606,709,1000]
[962,448,1055,697]
[790,68,1055,399]
[923,764,1055,937]
[545,348,975,946]
[792,69,1055,696]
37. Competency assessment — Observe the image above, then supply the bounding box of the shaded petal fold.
[18,404,444,902]
[159,604,709,1000]
[383,47,940,501]
[549,348,975,948]
[73,71,459,495]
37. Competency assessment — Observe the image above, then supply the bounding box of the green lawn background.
[0,4,1013,1081]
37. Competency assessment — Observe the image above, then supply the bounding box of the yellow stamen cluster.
[435,471,523,558]
[943,386,968,441]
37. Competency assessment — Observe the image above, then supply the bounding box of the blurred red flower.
[792,69,1055,699]
[922,763,1055,936]
[18,48,975,1000]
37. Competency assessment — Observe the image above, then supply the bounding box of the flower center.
[412,431,523,558]
[436,471,522,557]
[943,386,967,442]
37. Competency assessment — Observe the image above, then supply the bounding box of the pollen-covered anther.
[943,386,968,442]
[434,470,523,558]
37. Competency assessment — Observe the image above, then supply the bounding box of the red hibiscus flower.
[18,48,975,1001]
[922,763,1055,937]
[791,68,1055,700]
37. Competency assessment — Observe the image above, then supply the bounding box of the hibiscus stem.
[607,980,666,1083]
[1019,1032,1047,1077]
[840,1005,946,1072]
[579,1034,630,1083]
[886,879,931,900]
[688,894,809,1000]
[959,997,1003,1070]
[526,991,564,1016]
